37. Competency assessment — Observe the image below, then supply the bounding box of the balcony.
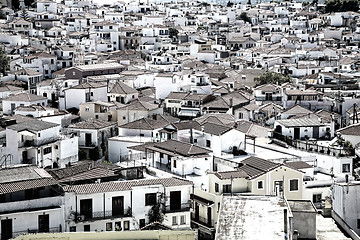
[19,136,60,148]
[196,82,210,86]
[164,203,191,213]
[13,226,61,238]
[191,213,215,228]
[76,210,132,222]
[255,96,282,101]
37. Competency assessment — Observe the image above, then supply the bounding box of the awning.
[145,146,179,157]
[178,109,199,117]
[191,193,214,206]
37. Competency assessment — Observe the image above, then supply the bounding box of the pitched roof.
[276,117,325,127]
[3,92,47,102]
[285,161,312,170]
[63,177,192,194]
[282,104,312,116]
[120,114,178,130]
[118,99,159,111]
[68,118,116,129]
[109,81,138,94]
[337,123,360,136]
[7,119,59,132]
[194,122,233,136]
[213,169,249,180]
[146,139,211,157]
[68,82,106,90]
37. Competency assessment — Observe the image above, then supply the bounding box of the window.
[342,164,350,173]
[84,225,90,232]
[215,183,219,192]
[123,116,126,120]
[38,133,41,137]
[313,194,321,203]
[223,184,231,193]
[173,159,177,168]
[160,153,164,158]
[70,226,76,232]
[257,181,263,189]
[239,112,243,119]
[145,193,156,206]
[44,147,52,155]
[115,222,122,231]
[194,139,197,143]
[289,179,299,191]
[106,222,112,231]
[124,221,130,230]
[172,216,177,225]
[85,107,90,112]
[206,140,211,148]
[139,219,145,228]
[180,215,186,224]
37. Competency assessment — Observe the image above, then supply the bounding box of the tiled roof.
[337,123,360,136]
[0,178,58,194]
[285,161,312,170]
[282,104,312,115]
[241,156,280,173]
[68,118,116,129]
[7,119,59,132]
[63,177,193,194]
[3,92,47,102]
[276,117,325,127]
[194,122,233,136]
[109,81,138,94]
[214,169,249,180]
[118,99,159,111]
[68,82,106,90]
[145,139,211,157]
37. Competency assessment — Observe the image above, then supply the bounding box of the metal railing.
[76,210,132,222]
[13,226,61,238]
[191,213,214,228]
[164,203,191,213]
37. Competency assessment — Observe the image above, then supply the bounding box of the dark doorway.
[294,128,300,140]
[112,196,124,216]
[313,127,319,139]
[170,191,181,211]
[80,199,92,219]
[1,219,12,240]
[207,207,212,226]
[38,214,49,233]
[85,133,92,147]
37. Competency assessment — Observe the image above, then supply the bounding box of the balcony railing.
[164,203,191,213]
[19,136,60,148]
[76,210,132,222]
[255,96,282,101]
[13,226,61,238]
[191,213,215,228]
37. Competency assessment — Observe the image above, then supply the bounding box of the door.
[38,214,49,233]
[1,219,12,240]
[207,207,212,226]
[22,151,28,164]
[294,128,300,140]
[274,181,283,196]
[313,127,319,139]
[194,202,199,220]
[112,196,124,216]
[170,191,181,211]
[85,133,92,147]
[80,199,92,219]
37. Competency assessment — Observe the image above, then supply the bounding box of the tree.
[0,48,9,76]
[239,12,251,24]
[227,1,234,7]
[147,193,165,224]
[169,28,178,39]
[325,0,359,12]
[20,9,29,20]
[254,72,291,87]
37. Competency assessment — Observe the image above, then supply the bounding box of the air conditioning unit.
[77,215,85,222]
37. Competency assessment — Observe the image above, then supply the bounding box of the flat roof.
[216,195,289,240]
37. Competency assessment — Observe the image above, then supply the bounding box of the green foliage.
[0,12,6,19]
[239,12,251,23]
[147,194,165,224]
[227,1,234,7]
[169,28,178,38]
[325,0,359,13]
[0,48,9,76]
[254,72,291,87]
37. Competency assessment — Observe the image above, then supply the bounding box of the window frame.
[289,179,299,192]
[145,193,157,206]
